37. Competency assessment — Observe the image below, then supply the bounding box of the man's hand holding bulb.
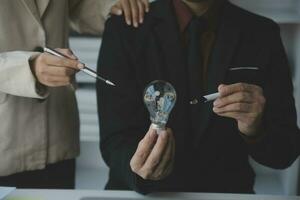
[130,126,175,180]
[131,81,177,181]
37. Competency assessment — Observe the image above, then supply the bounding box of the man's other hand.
[213,83,266,137]
[130,126,175,181]
[111,0,149,28]
[30,48,82,87]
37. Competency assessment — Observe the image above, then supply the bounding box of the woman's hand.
[111,0,150,28]
[30,49,81,87]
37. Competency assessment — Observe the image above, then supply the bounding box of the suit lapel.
[194,2,241,144]
[149,0,190,144]
[151,0,187,85]
[21,0,42,26]
[38,0,51,18]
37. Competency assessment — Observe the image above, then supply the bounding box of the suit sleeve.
[0,51,48,98]
[69,0,117,36]
[247,24,300,168]
[96,18,153,194]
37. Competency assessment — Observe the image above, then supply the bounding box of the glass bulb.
[143,80,177,130]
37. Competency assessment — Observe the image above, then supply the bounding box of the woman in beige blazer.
[0,0,148,189]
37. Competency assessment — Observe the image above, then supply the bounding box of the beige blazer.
[0,0,115,176]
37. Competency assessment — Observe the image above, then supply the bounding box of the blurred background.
[70,0,300,196]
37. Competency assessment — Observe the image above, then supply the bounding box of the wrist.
[239,124,265,144]
[29,53,40,79]
[240,127,261,138]
[29,53,48,97]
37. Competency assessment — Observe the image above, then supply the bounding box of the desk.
[5,190,300,200]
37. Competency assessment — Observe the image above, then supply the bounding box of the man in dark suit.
[97,0,300,194]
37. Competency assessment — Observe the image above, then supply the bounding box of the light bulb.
[143,80,177,130]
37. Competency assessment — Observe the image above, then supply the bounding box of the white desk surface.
[5,190,300,200]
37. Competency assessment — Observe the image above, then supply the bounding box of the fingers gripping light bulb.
[143,80,177,131]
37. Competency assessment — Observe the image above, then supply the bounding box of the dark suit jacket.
[96,0,300,194]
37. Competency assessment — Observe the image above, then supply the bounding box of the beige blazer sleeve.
[69,0,117,36]
[0,51,48,98]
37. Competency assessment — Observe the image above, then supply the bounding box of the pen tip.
[106,80,116,86]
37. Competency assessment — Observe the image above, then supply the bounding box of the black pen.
[43,47,115,86]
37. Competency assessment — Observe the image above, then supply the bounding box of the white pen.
[203,92,220,102]
[190,92,220,105]
[43,47,116,86]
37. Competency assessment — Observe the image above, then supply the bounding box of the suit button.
[190,99,198,105]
